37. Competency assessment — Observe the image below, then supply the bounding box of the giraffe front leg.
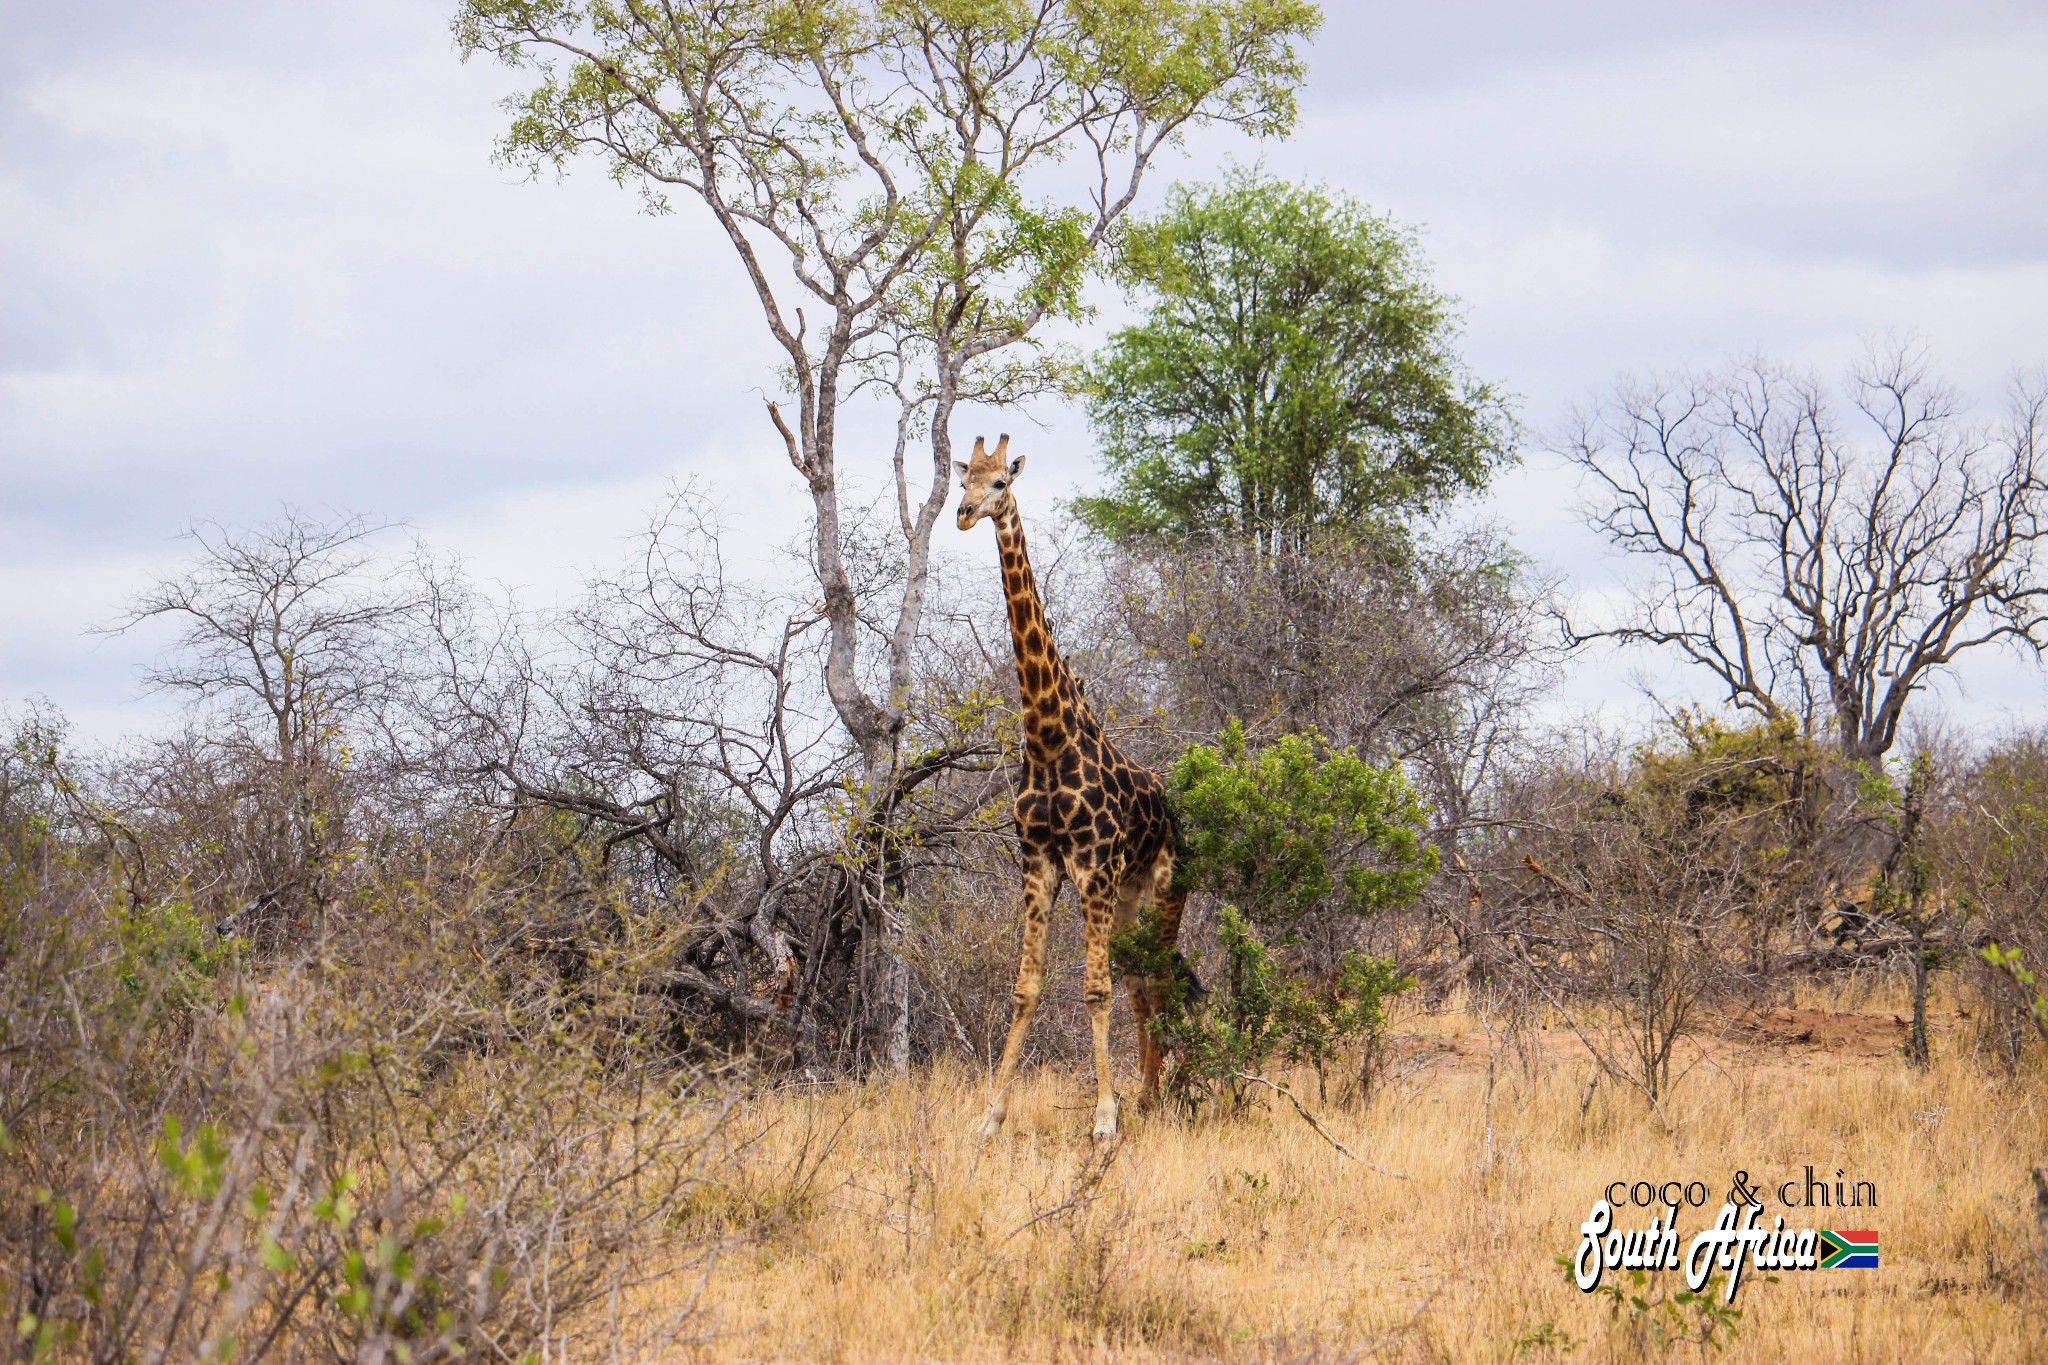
[1078,875,1120,1143]
[977,843,1058,1147]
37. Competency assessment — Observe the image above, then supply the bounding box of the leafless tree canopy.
[103,512,422,761]
[90,513,429,936]
[1102,522,1556,826]
[1563,342,2048,762]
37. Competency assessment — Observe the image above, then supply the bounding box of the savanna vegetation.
[6,3,2048,1361]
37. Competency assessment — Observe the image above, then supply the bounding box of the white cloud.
[1293,13,2048,256]
[5,0,2046,738]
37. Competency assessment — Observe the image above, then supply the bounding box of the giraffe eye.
[993,480,1007,490]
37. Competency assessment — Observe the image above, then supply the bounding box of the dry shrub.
[1474,715,1836,1112]
[902,855,1096,1069]
[972,1197,1234,1359]
[1940,728,2048,1069]
[0,741,738,1363]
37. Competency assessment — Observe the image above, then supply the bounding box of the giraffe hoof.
[1092,1099,1119,1143]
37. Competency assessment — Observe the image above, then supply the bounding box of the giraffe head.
[954,434,1027,530]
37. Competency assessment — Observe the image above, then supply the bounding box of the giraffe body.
[955,435,1190,1144]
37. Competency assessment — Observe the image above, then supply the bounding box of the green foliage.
[1507,1318,1579,1358]
[116,900,238,1007]
[1076,168,1514,546]
[157,1117,230,1201]
[1123,722,1429,1111]
[1634,710,1818,828]
[456,0,1323,403]
[1114,905,1410,1114]
[1167,720,1437,929]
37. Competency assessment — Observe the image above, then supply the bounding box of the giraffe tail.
[1156,797,1206,1009]
[1172,950,1209,1012]
[1161,795,1199,898]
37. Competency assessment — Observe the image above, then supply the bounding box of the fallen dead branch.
[1002,1136,1123,1241]
[1232,1073,1410,1179]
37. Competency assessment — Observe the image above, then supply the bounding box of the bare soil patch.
[1710,1004,1913,1055]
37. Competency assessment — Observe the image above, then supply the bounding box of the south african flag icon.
[1818,1230,1879,1268]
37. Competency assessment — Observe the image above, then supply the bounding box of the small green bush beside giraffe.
[1115,720,1436,1115]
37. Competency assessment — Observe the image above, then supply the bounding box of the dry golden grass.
[666,990,2048,1364]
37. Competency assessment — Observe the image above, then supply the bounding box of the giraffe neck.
[994,506,1085,757]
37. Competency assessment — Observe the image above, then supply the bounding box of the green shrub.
[1166,720,1436,931]
[1118,722,1431,1112]
[115,899,239,1008]
[1116,905,1409,1114]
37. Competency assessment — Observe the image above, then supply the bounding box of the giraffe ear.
[953,460,970,485]
[1008,453,1027,479]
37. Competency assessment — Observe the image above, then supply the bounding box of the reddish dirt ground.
[1710,1004,1913,1054]
[1379,1003,1936,1084]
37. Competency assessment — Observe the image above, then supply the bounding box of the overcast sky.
[6,1,2047,740]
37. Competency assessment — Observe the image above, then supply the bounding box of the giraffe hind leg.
[1108,874,1164,1110]
[1130,974,1161,1107]
[1139,848,1194,1104]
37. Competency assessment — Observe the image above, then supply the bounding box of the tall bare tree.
[454,0,1320,1068]
[1563,342,2048,764]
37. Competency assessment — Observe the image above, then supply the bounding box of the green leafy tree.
[1117,904,1409,1111]
[1076,169,1515,549]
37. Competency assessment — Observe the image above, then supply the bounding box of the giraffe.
[955,433,1195,1144]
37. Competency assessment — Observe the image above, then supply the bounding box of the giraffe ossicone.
[957,433,1194,1145]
